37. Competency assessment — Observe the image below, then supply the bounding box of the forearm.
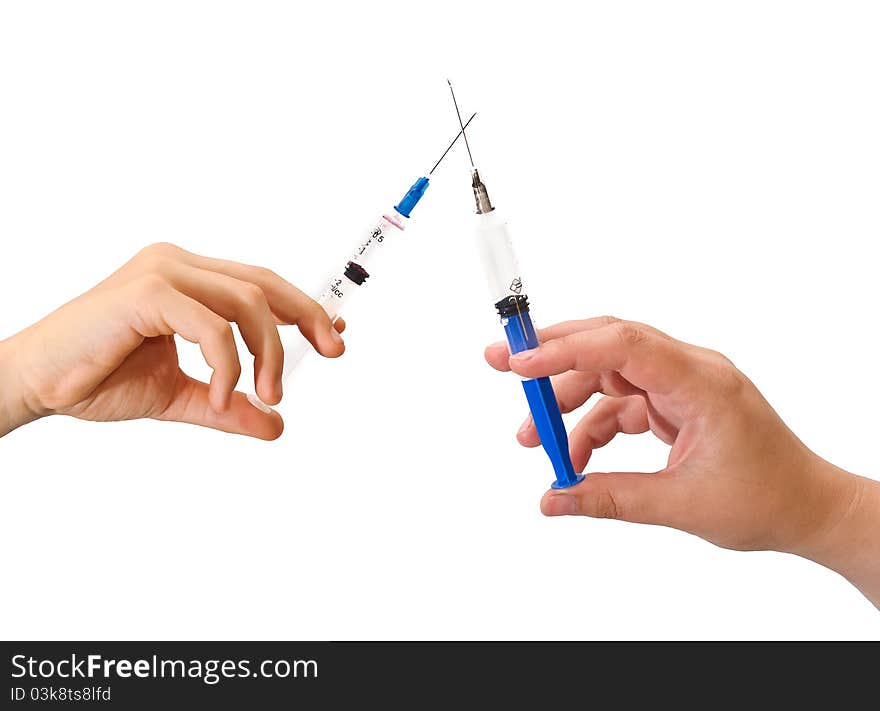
[0,335,40,437]
[795,463,880,609]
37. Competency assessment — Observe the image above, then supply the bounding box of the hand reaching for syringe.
[0,242,345,439]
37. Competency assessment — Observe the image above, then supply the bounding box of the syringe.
[247,114,476,412]
[448,82,583,489]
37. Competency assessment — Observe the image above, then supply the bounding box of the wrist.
[0,333,42,436]
[786,456,859,560]
[788,458,880,607]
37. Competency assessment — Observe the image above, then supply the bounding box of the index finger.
[161,245,343,358]
[485,316,625,372]
[508,320,700,395]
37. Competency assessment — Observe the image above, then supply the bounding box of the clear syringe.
[247,114,476,412]
[448,82,583,489]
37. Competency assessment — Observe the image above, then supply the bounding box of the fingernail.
[518,415,532,436]
[544,494,577,516]
[247,393,274,414]
[488,340,506,350]
[510,349,536,361]
[330,327,344,344]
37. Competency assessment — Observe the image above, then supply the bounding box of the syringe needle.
[428,111,477,176]
[446,81,493,213]
[447,79,475,168]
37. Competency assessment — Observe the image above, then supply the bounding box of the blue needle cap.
[394,177,430,217]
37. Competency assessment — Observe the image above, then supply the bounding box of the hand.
[486,316,880,606]
[0,242,345,440]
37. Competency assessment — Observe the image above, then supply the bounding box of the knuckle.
[138,242,179,260]
[132,273,168,298]
[305,300,327,323]
[612,321,648,348]
[720,369,745,398]
[598,370,633,397]
[141,255,174,276]
[712,349,737,370]
[539,337,566,363]
[597,315,622,327]
[238,282,268,310]
[255,266,280,282]
[555,319,584,332]
[240,264,279,284]
[208,315,233,341]
[588,488,620,520]
[593,395,618,417]
[710,357,745,396]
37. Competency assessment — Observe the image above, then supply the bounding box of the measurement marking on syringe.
[355,228,385,258]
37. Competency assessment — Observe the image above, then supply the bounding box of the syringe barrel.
[247,209,407,409]
[317,211,407,321]
[474,211,526,308]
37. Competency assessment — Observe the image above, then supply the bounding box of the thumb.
[540,470,678,526]
[156,373,284,440]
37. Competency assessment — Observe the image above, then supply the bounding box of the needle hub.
[471,168,494,214]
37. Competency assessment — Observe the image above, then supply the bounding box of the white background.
[1,1,878,640]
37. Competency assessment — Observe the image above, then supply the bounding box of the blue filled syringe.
[448,82,583,489]
[248,113,476,412]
